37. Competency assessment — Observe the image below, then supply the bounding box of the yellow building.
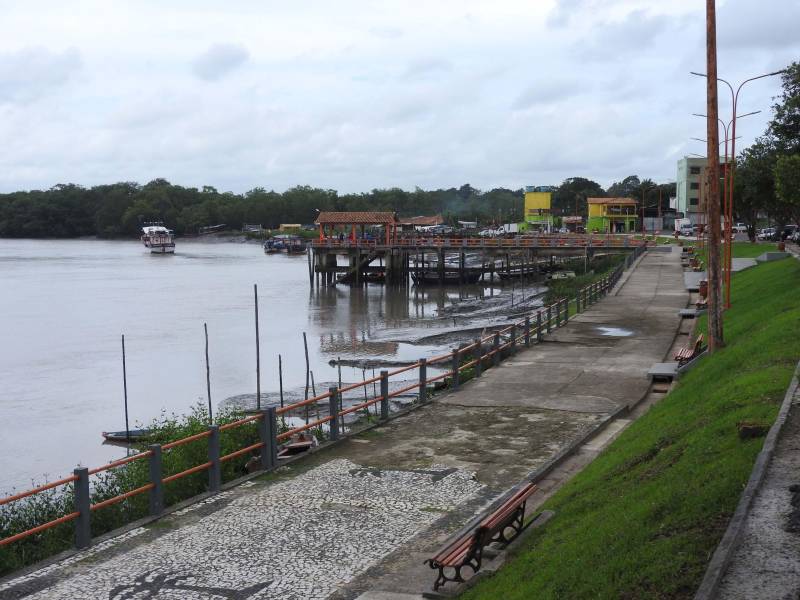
[524,187,553,232]
[586,198,638,233]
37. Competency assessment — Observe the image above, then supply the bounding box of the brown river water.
[0,238,549,494]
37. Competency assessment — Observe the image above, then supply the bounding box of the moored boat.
[102,429,153,443]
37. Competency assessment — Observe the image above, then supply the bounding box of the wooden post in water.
[307,247,314,287]
[303,332,310,424]
[278,354,284,409]
[204,323,212,423]
[121,334,130,444]
[254,284,261,410]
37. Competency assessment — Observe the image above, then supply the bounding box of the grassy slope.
[464,256,800,600]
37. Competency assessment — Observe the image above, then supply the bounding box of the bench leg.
[491,502,528,544]
[428,548,484,591]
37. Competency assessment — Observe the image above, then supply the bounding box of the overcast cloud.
[0,0,797,194]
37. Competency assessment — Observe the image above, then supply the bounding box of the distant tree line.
[734,61,800,237]
[0,173,680,239]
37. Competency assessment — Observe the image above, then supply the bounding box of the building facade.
[586,198,638,233]
[676,157,707,227]
[524,186,554,233]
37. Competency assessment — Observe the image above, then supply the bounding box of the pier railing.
[311,235,652,250]
[0,245,645,555]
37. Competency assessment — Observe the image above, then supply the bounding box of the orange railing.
[0,245,645,553]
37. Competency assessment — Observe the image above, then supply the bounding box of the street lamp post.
[691,69,785,309]
[692,111,759,306]
[640,184,656,236]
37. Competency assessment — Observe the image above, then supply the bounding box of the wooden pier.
[309,234,650,288]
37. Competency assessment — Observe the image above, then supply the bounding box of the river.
[0,238,548,494]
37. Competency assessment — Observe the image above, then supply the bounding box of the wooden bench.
[425,482,538,591]
[674,333,704,364]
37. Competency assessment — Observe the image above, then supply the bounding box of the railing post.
[328,387,340,441]
[257,409,271,471]
[148,444,163,516]
[73,467,91,549]
[547,306,552,333]
[380,370,389,420]
[576,290,581,313]
[474,338,483,377]
[511,325,517,353]
[524,316,531,347]
[537,311,543,342]
[451,347,460,389]
[418,358,427,403]
[493,332,500,366]
[208,425,221,493]
[265,407,278,469]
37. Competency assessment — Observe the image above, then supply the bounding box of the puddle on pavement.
[596,326,634,337]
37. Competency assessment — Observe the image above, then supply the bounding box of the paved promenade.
[0,248,685,600]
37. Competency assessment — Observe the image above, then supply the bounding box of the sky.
[0,0,797,194]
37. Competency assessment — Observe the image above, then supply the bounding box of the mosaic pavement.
[0,459,482,600]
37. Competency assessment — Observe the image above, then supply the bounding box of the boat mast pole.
[254,284,261,410]
[121,334,130,444]
[204,323,212,423]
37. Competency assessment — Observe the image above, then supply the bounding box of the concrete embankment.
[0,247,686,600]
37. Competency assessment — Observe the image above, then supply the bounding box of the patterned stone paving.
[0,459,482,600]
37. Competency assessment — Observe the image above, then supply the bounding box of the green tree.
[552,177,605,217]
[769,61,800,154]
[734,137,778,240]
[774,154,800,225]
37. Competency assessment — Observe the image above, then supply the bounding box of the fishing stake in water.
[254,283,261,410]
[204,322,212,423]
[121,334,130,444]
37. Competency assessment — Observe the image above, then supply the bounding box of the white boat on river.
[141,224,175,254]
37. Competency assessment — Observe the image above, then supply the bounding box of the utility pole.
[705,0,724,349]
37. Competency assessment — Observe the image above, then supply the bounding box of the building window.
[690,166,701,175]
[690,182,700,190]
[689,197,699,206]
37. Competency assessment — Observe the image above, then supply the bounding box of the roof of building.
[315,211,397,225]
[398,215,444,226]
[587,197,638,205]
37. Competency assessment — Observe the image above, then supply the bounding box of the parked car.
[732,223,748,234]
[757,227,775,241]
[780,225,798,241]
[478,228,502,238]
[679,224,694,236]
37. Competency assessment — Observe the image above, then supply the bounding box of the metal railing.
[0,245,645,552]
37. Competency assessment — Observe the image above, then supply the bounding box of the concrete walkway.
[713,248,800,600]
[716,380,800,599]
[0,249,686,600]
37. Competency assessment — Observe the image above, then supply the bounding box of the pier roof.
[398,215,443,227]
[587,197,638,205]
[315,211,397,225]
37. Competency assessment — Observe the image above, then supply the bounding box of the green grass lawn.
[464,256,800,600]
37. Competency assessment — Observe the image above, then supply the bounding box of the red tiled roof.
[398,215,444,226]
[315,211,398,225]
[587,197,638,205]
